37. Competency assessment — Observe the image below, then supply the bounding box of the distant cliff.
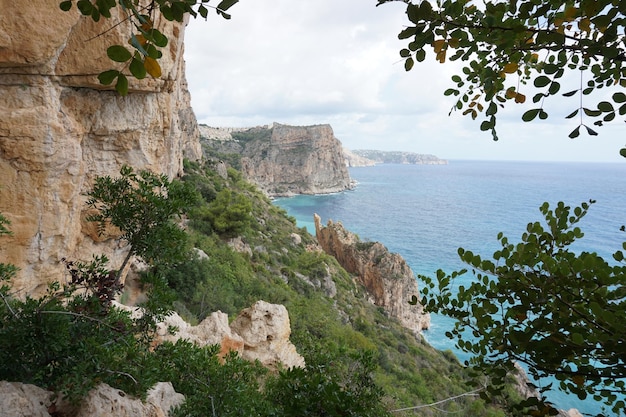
[314,214,430,335]
[349,149,447,165]
[200,123,354,196]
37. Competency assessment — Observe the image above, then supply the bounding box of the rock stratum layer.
[0,1,201,295]
[200,123,353,196]
[314,214,430,335]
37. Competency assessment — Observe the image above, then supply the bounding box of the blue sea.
[274,160,626,416]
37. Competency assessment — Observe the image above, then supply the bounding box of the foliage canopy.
[417,201,626,416]
[380,0,626,150]
[86,165,197,278]
[59,0,239,95]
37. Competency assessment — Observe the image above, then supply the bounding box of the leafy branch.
[59,0,239,95]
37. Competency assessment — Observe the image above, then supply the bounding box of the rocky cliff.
[314,214,430,335]
[350,149,447,165]
[0,1,201,295]
[343,148,377,167]
[200,123,354,196]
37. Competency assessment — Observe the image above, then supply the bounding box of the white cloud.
[183,0,625,162]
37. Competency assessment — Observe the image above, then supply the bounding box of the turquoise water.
[274,160,626,416]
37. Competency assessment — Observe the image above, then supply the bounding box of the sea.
[274,160,626,416]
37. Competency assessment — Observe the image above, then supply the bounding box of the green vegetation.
[59,0,239,95]
[380,0,626,149]
[0,161,508,415]
[419,201,626,416]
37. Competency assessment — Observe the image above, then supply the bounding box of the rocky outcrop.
[230,300,306,370]
[0,1,201,296]
[350,149,447,165]
[0,381,184,417]
[152,300,305,370]
[201,123,354,196]
[314,214,430,335]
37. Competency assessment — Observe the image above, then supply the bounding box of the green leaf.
[76,0,93,15]
[613,92,626,103]
[59,1,72,11]
[620,103,626,116]
[115,73,129,96]
[620,148,626,158]
[598,101,614,112]
[149,29,168,48]
[107,45,132,63]
[569,126,580,138]
[584,125,598,136]
[480,120,492,131]
[534,76,551,88]
[198,4,208,18]
[400,48,411,58]
[548,81,560,95]
[562,90,578,97]
[129,58,147,79]
[522,108,540,122]
[565,109,579,119]
[98,69,119,85]
[404,57,414,71]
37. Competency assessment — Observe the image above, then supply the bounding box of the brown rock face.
[314,214,430,335]
[240,123,353,196]
[0,1,201,295]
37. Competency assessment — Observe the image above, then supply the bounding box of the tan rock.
[156,310,245,358]
[0,381,53,417]
[0,0,201,297]
[314,214,430,335]
[230,300,306,370]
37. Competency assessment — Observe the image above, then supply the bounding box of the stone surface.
[200,123,354,196]
[230,300,306,370]
[122,300,304,369]
[0,381,184,417]
[156,309,245,359]
[314,214,430,334]
[0,1,201,296]
[0,381,53,417]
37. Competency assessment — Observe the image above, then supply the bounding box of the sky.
[183,0,626,163]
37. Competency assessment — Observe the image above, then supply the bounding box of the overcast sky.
[183,0,625,162]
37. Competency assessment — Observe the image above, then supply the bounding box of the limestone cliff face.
[0,1,201,295]
[200,123,354,196]
[314,214,430,335]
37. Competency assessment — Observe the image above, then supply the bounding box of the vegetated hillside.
[173,158,517,415]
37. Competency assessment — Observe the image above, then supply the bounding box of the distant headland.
[344,149,448,166]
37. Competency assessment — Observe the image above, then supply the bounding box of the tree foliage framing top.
[379,0,626,150]
[59,0,239,95]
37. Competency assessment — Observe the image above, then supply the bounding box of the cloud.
[183,0,625,162]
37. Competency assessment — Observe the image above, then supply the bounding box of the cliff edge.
[0,2,201,295]
[200,123,354,196]
[314,214,430,335]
